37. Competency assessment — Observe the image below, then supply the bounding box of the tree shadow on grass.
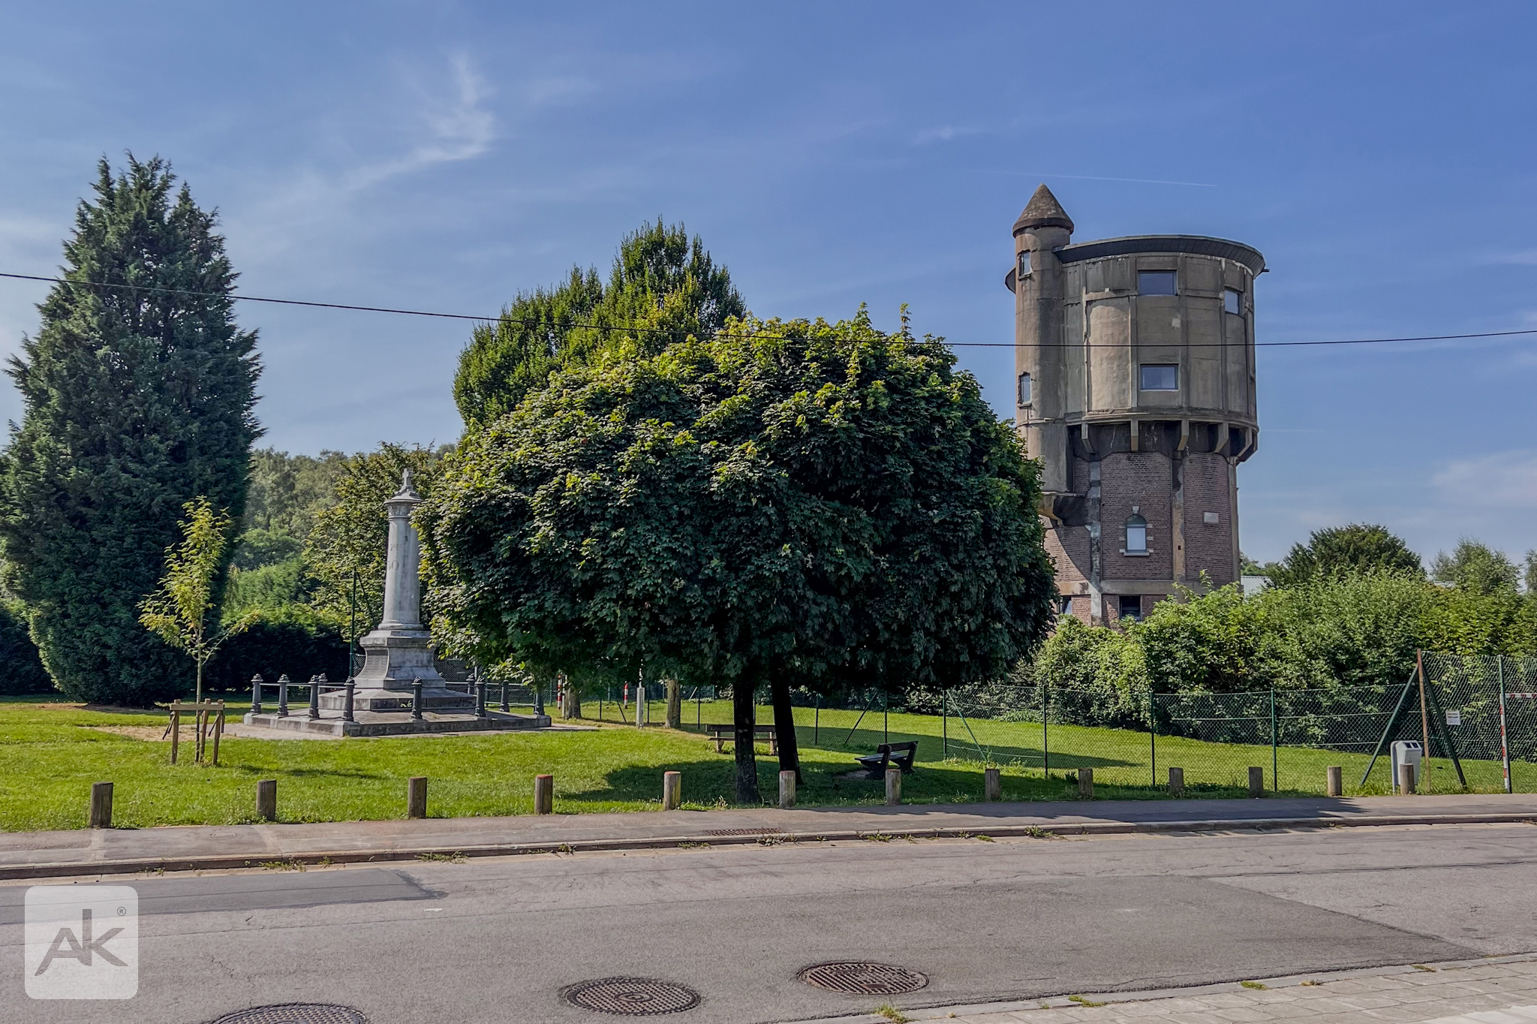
[802,726,1135,771]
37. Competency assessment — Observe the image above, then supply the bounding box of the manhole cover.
[208,1006,369,1024]
[702,827,784,836]
[562,977,701,1015]
[797,962,928,995]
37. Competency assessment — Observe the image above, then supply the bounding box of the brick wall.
[1184,453,1237,585]
[1099,451,1173,582]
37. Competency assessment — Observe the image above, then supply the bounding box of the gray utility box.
[1390,740,1423,788]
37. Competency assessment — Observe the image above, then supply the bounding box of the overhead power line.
[3,270,1534,351]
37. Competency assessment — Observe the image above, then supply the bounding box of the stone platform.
[242,708,552,737]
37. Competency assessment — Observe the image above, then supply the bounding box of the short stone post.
[1077,767,1094,800]
[1248,766,1265,798]
[411,678,425,721]
[407,776,428,819]
[499,681,510,713]
[1168,767,1184,798]
[534,774,554,814]
[1326,766,1342,797]
[983,767,1002,802]
[1399,763,1416,795]
[308,675,321,720]
[885,767,902,805]
[662,771,682,810]
[343,677,356,723]
[89,782,113,829]
[779,770,797,809]
[277,674,290,717]
[256,779,277,821]
[475,675,487,719]
[251,674,263,715]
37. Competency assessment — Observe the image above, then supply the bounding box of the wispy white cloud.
[346,52,495,191]
[1432,449,1537,509]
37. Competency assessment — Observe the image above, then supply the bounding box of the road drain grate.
[797,962,929,995]
[702,827,784,836]
[562,977,701,1015]
[208,1005,369,1024]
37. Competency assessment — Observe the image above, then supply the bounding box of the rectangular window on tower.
[1224,288,1242,314]
[1140,364,1179,391]
[1138,270,1177,296]
[1017,372,1032,407]
[1018,250,1032,278]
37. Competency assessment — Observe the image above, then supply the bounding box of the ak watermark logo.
[24,885,138,999]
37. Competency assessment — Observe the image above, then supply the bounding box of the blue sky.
[0,3,1534,565]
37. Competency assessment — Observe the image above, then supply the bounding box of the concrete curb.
[2,810,1531,881]
[774,950,1537,1024]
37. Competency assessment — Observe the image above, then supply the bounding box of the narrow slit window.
[1018,250,1032,278]
[1125,513,1148,554]
[1017,372,1032,407]
[1140,364,1179,391]
[1224,288,1242,314]
[1138,270,1177,296]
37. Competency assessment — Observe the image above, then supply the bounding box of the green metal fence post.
[1270,687,1278,793]
[1042,685,1050,776]
[1499,655,1512,794]
[942,690,948,757]
[1149,691,1157,787]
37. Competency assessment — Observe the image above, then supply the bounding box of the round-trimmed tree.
[421,311,1056,802]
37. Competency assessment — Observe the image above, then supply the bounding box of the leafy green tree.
[1430,539,1520,596]
[1526,550,1537,595]
[305,444,446,641]
[140,498,253,702]
[1271,524,1422,587]
[452,220,745,429]
[422,312,1057,801]
[0,156,260,704]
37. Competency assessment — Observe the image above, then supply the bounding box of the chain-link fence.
[547,653,1537,796]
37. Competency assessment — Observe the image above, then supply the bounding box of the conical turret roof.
[1013,184,1074,234]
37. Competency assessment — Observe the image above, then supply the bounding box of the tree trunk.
[665,678,682,729]
[733,683,760,804]
[771,679,802,783]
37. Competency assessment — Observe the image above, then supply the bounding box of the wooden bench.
[855,741,917,779]
[705,723,777,754]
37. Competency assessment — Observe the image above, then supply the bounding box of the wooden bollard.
[1326,766,1342,797]
[983,767,1002,802]
[1399,763,1416,795]
[778,770,796,809]
[534,774,554,815]
[89,782,113,829]
[1077,766,1094,800]
[662,771,681,810]
[407,776,428,819]
[256,779,277,821]
[1168,767,1184,798]
[885,767,902,805]
[1248,766,1265,798]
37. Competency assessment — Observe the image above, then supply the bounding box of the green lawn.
[0,694,1525,832]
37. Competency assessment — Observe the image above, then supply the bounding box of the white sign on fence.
[1446,710,1462,726]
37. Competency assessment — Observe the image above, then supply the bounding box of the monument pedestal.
[319,626,472,712]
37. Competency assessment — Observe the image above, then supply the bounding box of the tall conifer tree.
[0,156,260,704]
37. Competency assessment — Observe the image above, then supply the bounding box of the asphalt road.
[3,822,1535,1024]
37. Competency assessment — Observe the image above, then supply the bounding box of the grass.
[0,692,1526,832]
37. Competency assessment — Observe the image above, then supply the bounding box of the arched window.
[1125,514,1148,554]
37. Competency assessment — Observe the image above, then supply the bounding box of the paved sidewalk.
[888,954,1537,1024]
[0,792,1534,879]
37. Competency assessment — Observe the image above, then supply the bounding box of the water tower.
[1005,185,1263,624]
